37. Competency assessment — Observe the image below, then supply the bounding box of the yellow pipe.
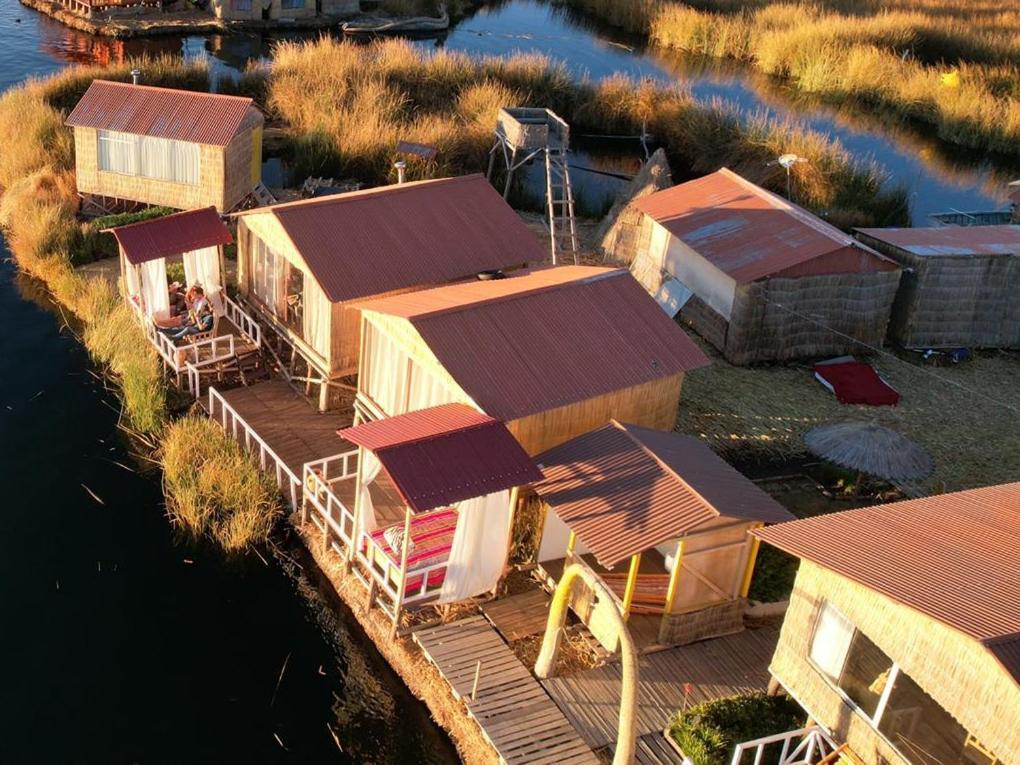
[663,540,686,615]
[739,525,764,598]
[621,553,642,621]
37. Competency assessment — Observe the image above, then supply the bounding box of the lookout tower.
[486,108,579,264]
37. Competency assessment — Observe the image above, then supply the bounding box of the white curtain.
[303,276,331,359]
[356,450,382,534]
[439,489,512,604]
[810,602,854,682]
[123,257,141,303]
[407,360,458,412]
[139,258,169,319]
[183,246,222,293]
[98,130,138,176]
[97,130,199,186]
[364,321,408,415]
[252,235,283,316]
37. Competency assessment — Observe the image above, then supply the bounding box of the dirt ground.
[676,338,1020,494]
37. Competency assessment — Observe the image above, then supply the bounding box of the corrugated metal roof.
[246,175,546,303]
[359,267,710,423]
[338,404,541,513]
[855,224,1020,257]
[65,80,255,147]
[108,207,232,265]
[534,422,794,567]
[633,168,890,283]
[754,483,1020,681]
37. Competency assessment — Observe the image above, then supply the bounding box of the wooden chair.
[188,288,225,345]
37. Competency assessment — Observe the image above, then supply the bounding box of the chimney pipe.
[130,68,141,85]
[394,160,406,185]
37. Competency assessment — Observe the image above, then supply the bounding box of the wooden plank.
[481,589,552,641]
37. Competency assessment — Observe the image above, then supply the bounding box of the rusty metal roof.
[65,80,255,147]
[633,168,889,283]
[337,404,541,513]
[358,267,710,423]
[108,207,232,265]
[755,483,1020,681]
[855,224,1020,257]
[245,175,546,303]
[534,422,793,567]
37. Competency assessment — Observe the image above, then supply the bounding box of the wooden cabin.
[232,174,546,410]
[746,485,1020,765]
[532,422,794,653]
[66,80,263,212]
[303,404,542,634]
[111,207,261,389]
[353,265,710,456]
[612,168,901,364]
[209,0,356,20]
[855,225,1020,349]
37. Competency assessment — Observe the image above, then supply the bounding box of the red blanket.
[368,509,457,595]
[814,361,900,406]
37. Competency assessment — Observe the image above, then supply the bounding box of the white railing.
[731,726,839,765]
[302,451,359,551]
[208,386,302,510]
[224,294,261,348]
[356,523,450,606]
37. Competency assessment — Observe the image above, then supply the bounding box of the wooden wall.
[771,561,1019,765]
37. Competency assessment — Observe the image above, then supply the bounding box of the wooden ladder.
[544,144,579,265]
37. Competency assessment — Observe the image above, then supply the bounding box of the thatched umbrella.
[805,422,934,484]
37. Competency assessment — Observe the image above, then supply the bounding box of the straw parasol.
[804,422,934,483]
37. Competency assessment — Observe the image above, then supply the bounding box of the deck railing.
[356,522,450,607]
[208,386,302,510]
[302,451,359,553]
[730,725,839,765]
[223,294,261,348]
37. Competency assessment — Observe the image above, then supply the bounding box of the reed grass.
[263,38,906,226]
[162,417,281,552]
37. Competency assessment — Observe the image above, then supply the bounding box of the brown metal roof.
[534,422,794,567]
[755,483,1020,681]
[337,404,541,513]
[65,80,255,147]
[358,267,710,423]
[243,175,546,303]
[108,207,232,265]
[633,168,891,283]
[855,224,1020,257]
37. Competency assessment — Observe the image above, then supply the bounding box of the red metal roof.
[242,175,546,303]
[755,483,1020,681]
[633,168,891,282]
[855,224,1020,257]
[108,207,233,265]
[358,267,710,423]
[65,80,255,147]
[534,422,793,567]
[337,404,542,513]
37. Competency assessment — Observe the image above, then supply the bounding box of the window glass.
[810,602,854,682]
[285,266,304,335]
[281,0,303,8]
[838,630,894,718]
[97,130,199,185]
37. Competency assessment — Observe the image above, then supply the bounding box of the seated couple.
[158,284,214,341]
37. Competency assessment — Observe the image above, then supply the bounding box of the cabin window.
[232,0,252,8]
[97,130,200,185]
[280,0,303,8]
[251,236,283,316]
[809,601,1000,765]
[285,266,304,334]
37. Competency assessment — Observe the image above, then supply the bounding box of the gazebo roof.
[108,207,233,265]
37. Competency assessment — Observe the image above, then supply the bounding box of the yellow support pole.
[621,553,642,621]
[739,525,764,598]
[663,540,686,615]
[566,530,577,556]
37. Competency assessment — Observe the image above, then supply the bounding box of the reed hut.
[855,225,1020,349]
[352,265,710,456]
[752,484,1020,765]
[533,422,793,652]
[66,80,263,213]
[232,175,546,411]
[615,168,900,364]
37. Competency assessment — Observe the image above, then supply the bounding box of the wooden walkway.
[481,589,552,642]
[633,732,685,764]
[217,381,352,475]
[542,626,779,749]
[413,616,599,765]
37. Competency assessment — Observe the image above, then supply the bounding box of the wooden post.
[739,526,763,599]
[470,660,482,702]
[318,376,329,413]
[566,530,577,557]
[491,486,520,596]
[390,507,412,640]
[502,146,517,198]
[663,540,686,616]
[621,553,642,622]
[347,446,365,568]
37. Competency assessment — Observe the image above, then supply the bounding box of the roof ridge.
[102,205,219,234]
[91,78,253,105]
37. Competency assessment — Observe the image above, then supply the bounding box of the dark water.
[5,0,1018,222]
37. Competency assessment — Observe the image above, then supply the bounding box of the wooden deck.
[413,616,599,765]
[216,381,352,476]
[632,732,685,764]
[542,626,779,749]
[481,590,552,642]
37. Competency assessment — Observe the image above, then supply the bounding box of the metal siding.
[634,168,887,283]
[265,175,547,303]
[533,422,793,567]
[65,80,254,147]
[855,225,1020,257]
[111,207,233,264]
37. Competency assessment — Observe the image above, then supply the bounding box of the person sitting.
[168,282,187,318]
[160,286,214,341]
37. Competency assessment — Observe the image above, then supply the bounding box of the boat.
[341,4,449,34]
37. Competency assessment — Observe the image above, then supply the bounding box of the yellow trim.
[663,540,686,615]
[621,553,642,621]
[739,524,764,598]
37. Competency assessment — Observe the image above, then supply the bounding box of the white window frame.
[96,130,200,186]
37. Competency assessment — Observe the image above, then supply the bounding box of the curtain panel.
[439,490,512,603]
[97,130,200,186]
